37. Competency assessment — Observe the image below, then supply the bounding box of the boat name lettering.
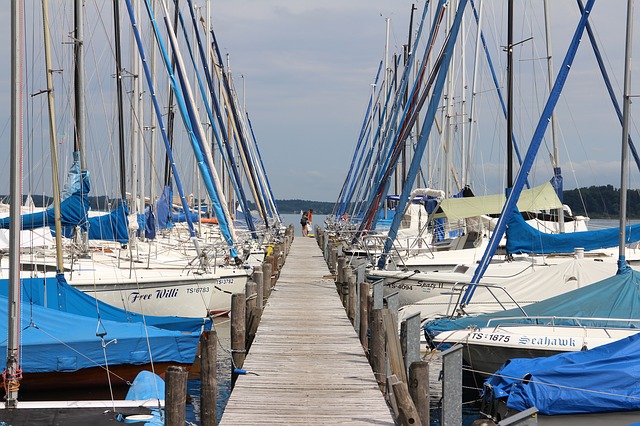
[128,288,179,303]
[518,336,577,348]
[417,281,445,290]
[470,332,510,343]
[154,288,179,299]
[186,287,210,294]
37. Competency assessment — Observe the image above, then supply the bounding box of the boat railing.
[484,316,640,332]
[445,281,530,318]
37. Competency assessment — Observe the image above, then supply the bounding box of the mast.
[506,0,514,189]
[163,0,180,190]
[130,0,141,234]
[113,0,127,201]
[74,0,86,169]
[6,0,23,407]
[148,0,158,212]
[544,0,564,232]
[466,0,484,186]
[42,0,64,273]
[619,0,634,270]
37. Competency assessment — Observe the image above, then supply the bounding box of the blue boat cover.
[424,267,640,341]
[506,210,640,255]
[156,186,174,230]
[7,275,210,333]
[485,331,640,415]
[0,169,90,232]
[86,201,129,244]
[0,292,200,374]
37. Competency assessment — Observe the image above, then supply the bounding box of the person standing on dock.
[300,211,309,236]
[307,209,314,236]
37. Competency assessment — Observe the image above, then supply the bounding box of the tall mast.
[130,0,141,227]
[74,0,86,169]
[148,0,158,209]
[543,0,564,232]
[619,0,634,269]
[6,0,23,407]
[506,0,514,189]
[42,0,64,273]
[113,0,127,201]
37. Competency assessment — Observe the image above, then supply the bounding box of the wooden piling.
[199,330,217,426]
[359,282,369,351]
[231,293,246,385]
[370,309,386,389]
[165,366,188,426]
[409,361,429,426]
[262,263,273,300]
[382,308,407,383]
[347,274,357,325]
[245,282,258,349]
[253,270,264,310]
[392,377,422,426]
[336,257,347,283]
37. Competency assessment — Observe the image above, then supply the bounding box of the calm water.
[186,318,232,424]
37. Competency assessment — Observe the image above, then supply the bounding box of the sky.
[1,1,640,205]
[205,1,640,203]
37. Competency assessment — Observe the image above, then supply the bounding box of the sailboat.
[0,0,255,320]
[0,3,196,421]
[428,0,640,421]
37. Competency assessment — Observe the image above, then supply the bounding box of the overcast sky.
[1,1,639,205]
[202,1,640,202]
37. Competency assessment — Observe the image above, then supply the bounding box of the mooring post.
[245,281,259,349]
[262,262,272,301]
[336,256,347,284]
[384,291,400,327]
[231,293,246,386]
[409,361,429,426]
[200,330,217,426]
[401,312,421,380]
[347,273,357,325]
[442,344,463,426]
[165,366,188,426]
[382,308,407,384]
[253,270,264,311]
[371,279,384,310]
[392,377,422,426]
[370,308,386,390]
[359,282,370,350]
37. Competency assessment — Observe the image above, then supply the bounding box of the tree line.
[562,185,640,218]
[10,186,640,218]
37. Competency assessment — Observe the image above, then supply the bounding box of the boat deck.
[219,236,394,425]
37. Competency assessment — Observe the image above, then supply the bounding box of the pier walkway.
[220,236,394,425]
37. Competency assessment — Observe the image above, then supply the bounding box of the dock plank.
[220,237,394,425]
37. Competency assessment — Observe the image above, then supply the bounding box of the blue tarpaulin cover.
[0,169,90,232]
[485,331,640,415]
[424,267,640,341]
[506,210,640,255]
[0,292,200,373]
[86,201,129,244]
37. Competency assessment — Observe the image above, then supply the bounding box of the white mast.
[42,0,64,273]
[619,0,634,264]
[6,0,23,407]
[543,0,564,232]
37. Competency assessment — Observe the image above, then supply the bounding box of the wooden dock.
[219,236,394,425]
